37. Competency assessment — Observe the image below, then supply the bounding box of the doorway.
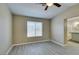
[64,17,79,46]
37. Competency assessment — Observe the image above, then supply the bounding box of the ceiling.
[7,3,77,19]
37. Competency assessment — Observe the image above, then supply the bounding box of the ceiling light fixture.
[74,22,79,27]
[42,0,53,6]
[46,3,52,6]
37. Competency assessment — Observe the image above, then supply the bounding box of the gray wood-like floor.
[9,41,79,55]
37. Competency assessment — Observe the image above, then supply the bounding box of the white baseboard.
[6,45,14,55]
[13,40,51,47]
[51,40,65,47]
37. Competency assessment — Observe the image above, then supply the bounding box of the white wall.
[0,4,12,54]
[51,4,79,45]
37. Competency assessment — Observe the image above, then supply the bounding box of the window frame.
[27,21,43,37]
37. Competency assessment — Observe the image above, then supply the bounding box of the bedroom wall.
[51,4,79,45]
[0,4,12,54]
[13,15,51,44]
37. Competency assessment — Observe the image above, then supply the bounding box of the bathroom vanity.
[72,32,79,42]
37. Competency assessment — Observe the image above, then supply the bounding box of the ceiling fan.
[40,3,61,11]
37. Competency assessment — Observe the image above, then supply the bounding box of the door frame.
[64,19,68,44]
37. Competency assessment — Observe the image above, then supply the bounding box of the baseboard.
[51,40,65,47]
[13,40,51,47]
[6,45,14,55]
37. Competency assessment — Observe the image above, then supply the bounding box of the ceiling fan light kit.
[46,3,52,6]
[40,3,61,11]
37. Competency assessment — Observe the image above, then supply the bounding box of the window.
[27,21,42,37]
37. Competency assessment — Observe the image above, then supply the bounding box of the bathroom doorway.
[64,17,79,46]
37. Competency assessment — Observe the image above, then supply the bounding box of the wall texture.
[13,15,51,44]
[0,4,12,54]
[51,4,79,45]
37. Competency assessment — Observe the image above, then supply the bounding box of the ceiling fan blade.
[45,6,48,11]
[53,3,61,7]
